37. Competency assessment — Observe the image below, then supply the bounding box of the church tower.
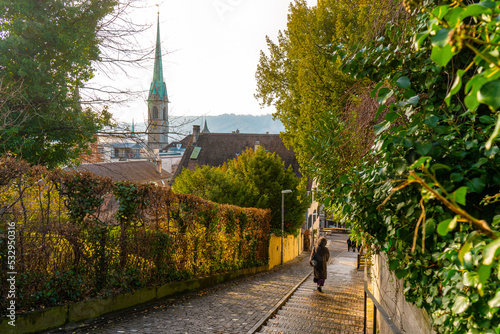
[147,13,169,151]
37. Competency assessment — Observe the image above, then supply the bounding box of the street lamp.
[281,189,292,265]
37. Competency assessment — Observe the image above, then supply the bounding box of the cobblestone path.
[255,243,366,334]
[50,234,367,334]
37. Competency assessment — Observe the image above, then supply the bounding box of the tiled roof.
[70,160,172,185]
[171,132,301,182]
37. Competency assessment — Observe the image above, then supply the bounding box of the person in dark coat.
[347,237,352,252]
[309,236,330,292]
[351,240,357,252]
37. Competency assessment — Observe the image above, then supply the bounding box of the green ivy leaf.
[377,88,393,105]
[478,264,493,284]
[430,163,451,173]
[375,104,387,121]
[407,95,420,106]
[483,238,500,265]
[450,173,464,182]
[467,178,486,193]
[430,28,451,48]
[409,156,431,170]
[449,215,458,230]
[431,44,454,67]
[460,3,492,20]
[389,259,399,271]
[465,75,488,111]
[478,80,500,110]
[414,31,430,50]
[452,186,468,206]
[438,216,458,236]
[445,7,464,27]
[395,269,407,279]
[432,5,450,19]
[493,215,500,227]
[370,81,385,98]
[438,218,452,236]
[479,115,496,124]
[485,115,500,150]
[415,141,433,155]
[445,70,465,106]
[425,115,440,128]
[464,271,480,287]
[452,295,471,314]
[374,121,391,136]
[458,240,472,266]
[488,290,500,308]
[472,157,489,169]
[444,269,458,284]
[396,76,411,89]
[385,112,399,122]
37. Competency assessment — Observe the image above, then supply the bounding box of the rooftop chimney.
[192,125,200,145]
[156,159,162,174]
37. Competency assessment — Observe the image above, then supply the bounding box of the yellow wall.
[268,231,303,269]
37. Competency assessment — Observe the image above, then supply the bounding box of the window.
[163,108,167,120]
[152,106,158,119]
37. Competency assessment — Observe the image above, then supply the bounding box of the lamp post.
[281,189,292,265]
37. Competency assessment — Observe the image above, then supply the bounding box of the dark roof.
[171,132,301,182]
[163,135,190,151]
[70,161,172,185]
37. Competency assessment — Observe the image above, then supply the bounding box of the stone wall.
[371,253,435,334]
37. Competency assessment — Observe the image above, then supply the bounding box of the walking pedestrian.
[347,237,352,252]
[351,240,357,252]
[310,236,330,293]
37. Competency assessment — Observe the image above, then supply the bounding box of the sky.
[91,0,317,124]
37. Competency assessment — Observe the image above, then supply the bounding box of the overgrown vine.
[325,0,500,332]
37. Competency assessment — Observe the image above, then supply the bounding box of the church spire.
[147,9,169,151]
[149,12,168,101]
[201,119,210,134]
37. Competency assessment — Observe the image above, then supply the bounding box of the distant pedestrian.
[347,237,352,252]
[310,236,330,293]
[351,240,357,252]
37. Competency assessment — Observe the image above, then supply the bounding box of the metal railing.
[363,257,402,334]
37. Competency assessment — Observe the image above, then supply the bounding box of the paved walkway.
[49,234,368,334]
[256,237,367,333]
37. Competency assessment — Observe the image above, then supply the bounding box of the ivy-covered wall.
[0,158,271,317]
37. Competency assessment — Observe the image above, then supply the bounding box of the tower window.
[152,106,158,119]
[163,108,167,120]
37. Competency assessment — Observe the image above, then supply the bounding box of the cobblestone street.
[49,234,368,334]
[256,237,367,334]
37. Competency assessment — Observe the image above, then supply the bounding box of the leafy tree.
[0,0,116,168]
[172,165,252,205]
[255,0,403,192]
[226,147,308,234]
[172,147,308,235]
